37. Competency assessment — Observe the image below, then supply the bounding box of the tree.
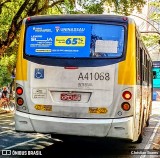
[60,0,146,15]
[0,54,16,87]
[104,0,146,16]
[141,0,160,55]
[149,1,160,21]
[0,0,66,57]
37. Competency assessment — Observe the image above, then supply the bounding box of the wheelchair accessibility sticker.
[34,68,44,79]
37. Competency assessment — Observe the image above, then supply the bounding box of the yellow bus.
[15,14,152,143]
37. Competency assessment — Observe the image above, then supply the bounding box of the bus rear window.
[25,23,125,58]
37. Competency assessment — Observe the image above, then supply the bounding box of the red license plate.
[60,93,81,101]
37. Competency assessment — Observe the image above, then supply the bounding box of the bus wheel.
[135,112,145,143]
[136,133,143,143]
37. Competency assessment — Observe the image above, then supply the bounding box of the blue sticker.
[35,69,44,79]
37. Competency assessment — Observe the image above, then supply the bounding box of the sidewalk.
[150,101,160,150]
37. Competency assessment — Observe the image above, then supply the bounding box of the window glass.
[153,68,160,88]
[25,23,125,58]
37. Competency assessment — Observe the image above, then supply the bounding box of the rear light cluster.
[17,97,24,106]
[16,87,23,95]
[121,91,132,111]
[16,87,24,106]
[121,102,130,111]
[122,91,132,100]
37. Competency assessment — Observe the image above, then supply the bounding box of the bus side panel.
[118,23,141,141]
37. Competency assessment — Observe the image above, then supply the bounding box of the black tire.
[134,111,145,143]
[135,133,143,143]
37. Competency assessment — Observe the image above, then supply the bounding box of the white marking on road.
[2,134,45,150]
[0,130,13,134]
[140,118,160,158]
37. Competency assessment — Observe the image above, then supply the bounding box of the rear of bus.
[15,15,137,141]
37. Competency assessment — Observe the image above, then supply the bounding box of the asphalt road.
[0,102,160,158]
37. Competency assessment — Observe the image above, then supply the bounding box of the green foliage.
[84,2,104,14]
[141,0,160,57]
[59,0,76,14]
[0,66,12,87]
[0,0,24,40]
[105,0,146,15]
[56,0,103,14]
[74,0,104,14]
[149,1,160,21]
[0,39,17,87]
[47,6,62,15]
[0,55,16,87]
[142,34,160,47]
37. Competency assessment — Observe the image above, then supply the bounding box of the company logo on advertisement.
[32,27,52,32]
[55,26,60,32]
[55,26,85,33]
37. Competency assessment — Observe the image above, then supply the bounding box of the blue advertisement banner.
[25,23,124,58]
[25,24,91,57]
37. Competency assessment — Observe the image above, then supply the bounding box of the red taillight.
[123,17,128,21]
[16,87,23,95]
[122,91,132,100]
[121,102,130,111]
[64,67,78,69]
[17,97,24,106]
[27,17,31,21]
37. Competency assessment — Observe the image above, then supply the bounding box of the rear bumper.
[15,111,134,140]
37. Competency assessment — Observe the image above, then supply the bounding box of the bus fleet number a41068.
[78,72,110,81]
